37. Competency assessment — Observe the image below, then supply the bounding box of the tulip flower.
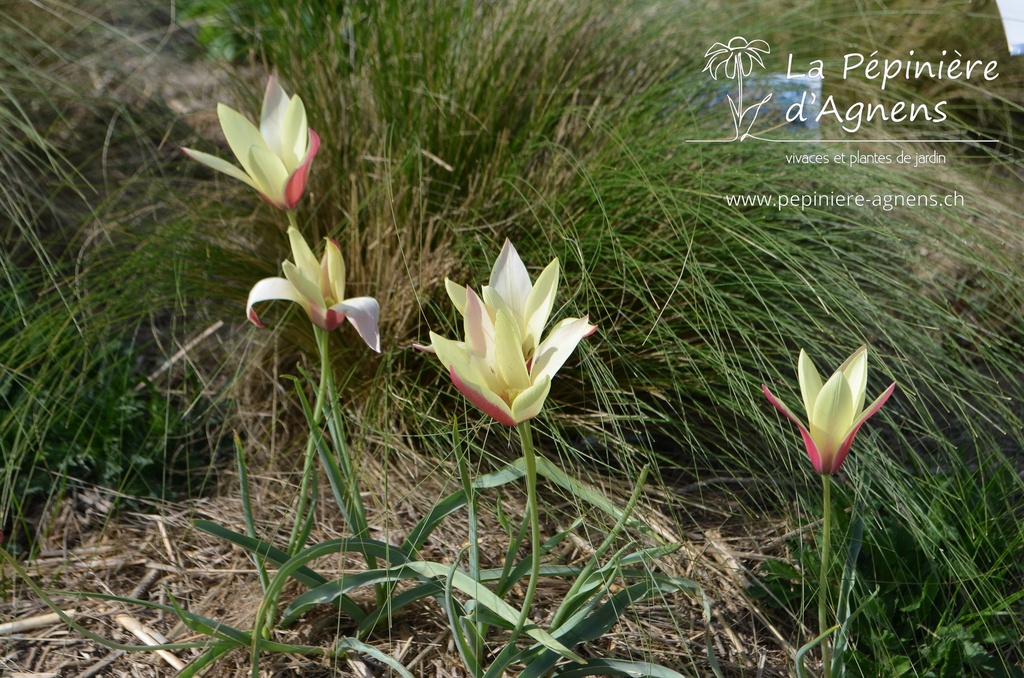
[182,76,319,210]
[246,227,380,351]
[762,345,895,474]
[443,239,559,361]
[420,241,596,425]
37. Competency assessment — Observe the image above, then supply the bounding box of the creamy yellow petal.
[429,332,469,372]
[217,103,266,179]
[180,148,257,190]
[450,365,517,426]
[259,76,289,153]
[523,257,558,354]
[481,285,511,325]
[324,238,346,303]
[531,316,596,383]
[445,279,468,315]
[280,96,308,170]
[808,371,854,467]
[510,374,551,423]
[283,259,325,309]
[494,309,531,392]
[287,227,321,283]
[798,349,823,421]
[247,145,290,206]
[838,345,868,416]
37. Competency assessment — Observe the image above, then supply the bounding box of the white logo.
[702,36,772,141]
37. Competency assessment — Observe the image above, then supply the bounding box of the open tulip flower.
[443,239,560,362]
[421,241,596,425]
[763,345,895,474]
[182,76,320,210]
[246,227,380,351]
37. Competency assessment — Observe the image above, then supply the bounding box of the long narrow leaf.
[235,433,269,592]
[521,580,657,677]
[442,552,482,676]
[401,489,468,556]
[831,513,864,675]
[410,562,582,661]
[335,637,416,678]
[194,521,369,624]
[553,658,689,677]
[402,463,529,557]
[176,643,236,678]
[356,580,446,635]
[282,565,421,626]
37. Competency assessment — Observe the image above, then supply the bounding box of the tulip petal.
[523,258,559,353]
[762,384,803,428]
[283,260,325,309]
[329,296,381,352]
[489,239,532,319]
[464,287,495,357]
[531,316,597,383]
[445,278,468,316]
[279,96,308,169]
[218,103,267,179]
[838,345,868,416]
[180,148,259,190]
[763,384,825,474]
[450,366,517,426]
[511,374,551,424]
[246,277,306,327]
[248,144,290,207]
[494,309,531,392]
[429,332,468,372]
[808,372,854,471]
[325,237,346,304]
[831,381,896,473]
[287,227,321,282]
[481,285,513,325]
[284,130,319,209]
[798,349,822,422]
[260,76,289,153]
[432,334,506,407]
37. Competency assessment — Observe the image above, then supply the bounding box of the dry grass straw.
[2,448,762,675]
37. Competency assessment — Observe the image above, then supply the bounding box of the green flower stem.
[510,419,542,647]
[321,348,370,538]
[285,324,331,555]
[454,420,484,668]
[819,473,832,678]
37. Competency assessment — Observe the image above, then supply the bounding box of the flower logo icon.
[703,36,772,140]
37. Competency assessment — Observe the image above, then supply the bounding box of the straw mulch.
[1,453,800,677]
